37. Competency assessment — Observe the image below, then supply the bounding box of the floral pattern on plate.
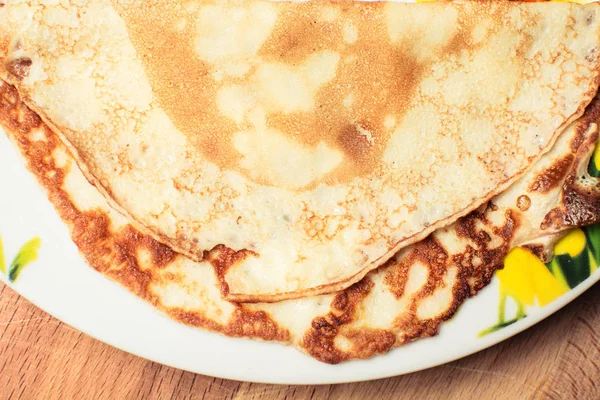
[481,143,600,336]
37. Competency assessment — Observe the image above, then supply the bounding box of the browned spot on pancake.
[452,208,518,294]
[165,308,222,333]
[572,121,591,153]
[571,92,600,152]
[387,240,470,345]
[265,1,431,181]
[330,278,373,322]
[541,206,565,230]
[316,251,469,361]
[262,4,346,66]
[390,210,516,343]
[522,243,546,259]
[0,83,42,133]
[406,240,451,306]
[523,241,557,263]
[170,307,290,342]
[455,208,492,248]
[384,237,448,299]
[383,255,410,299]
[379,205,518,352]
[111,1,492,187]
[517,195,531,211]
[5,57,32,81]
[113,2,239,165]
[114,225,178,269]
[560,181,600,227]
[336,123,375,164]
[227,308,290,341]
[339,328,396,359]
[542,129,600,230]
[544,176,600,229]
[302,277,374,364]
[528,155,575,193]
[206,245,259,297]
[586,10,596,26]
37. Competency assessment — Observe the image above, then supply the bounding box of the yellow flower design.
[480,228,596,336]
[498,246,569,308]
[0,235,41,283]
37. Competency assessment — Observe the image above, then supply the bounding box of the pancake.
[2,80,600,362]
[2,1,600,302]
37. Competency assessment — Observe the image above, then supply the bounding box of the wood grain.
[0,281,598,400]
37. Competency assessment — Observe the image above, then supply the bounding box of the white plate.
[1,129,599,385]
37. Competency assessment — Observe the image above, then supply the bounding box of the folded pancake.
[2,1,600,302]
[2,80,600,362]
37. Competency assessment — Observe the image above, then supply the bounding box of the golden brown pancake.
[2,1,600,303]
[2,80,599,362]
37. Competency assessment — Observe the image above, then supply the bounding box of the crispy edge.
[300,99,600,363]
[0,80,291,344]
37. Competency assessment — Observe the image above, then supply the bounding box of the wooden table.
[0,281,598,400]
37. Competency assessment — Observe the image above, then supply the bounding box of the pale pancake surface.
[2,80,600,362]
[2,1,600,301]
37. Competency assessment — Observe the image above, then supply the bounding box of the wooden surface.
[0,282,598,400]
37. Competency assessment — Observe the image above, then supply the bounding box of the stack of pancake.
[1,0,600,363]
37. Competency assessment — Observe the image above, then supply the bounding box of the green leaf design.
[8,237,41,283]
[589,143,600,177]
[546,226,600,290]
[589,157,600,176]
[478,292,527,337]
[481,143,600,338]
[588,249,598,275]
[0,237,5,275]
[550,250,590,289]
[584,224,600,266]
[477,317,524,338]
[546,258,570,290]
